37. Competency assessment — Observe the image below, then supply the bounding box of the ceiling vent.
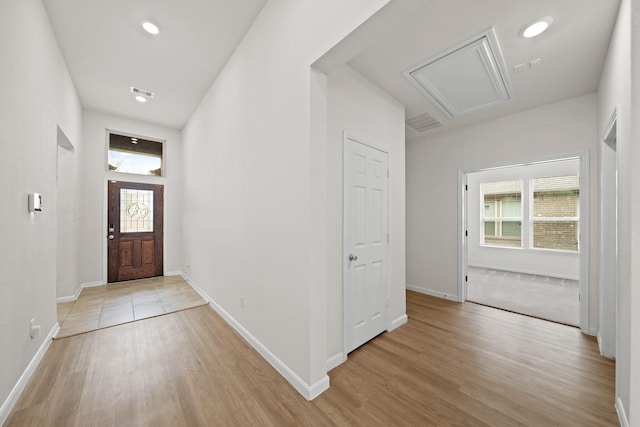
[130,86,155,99]
[405,111,443,134]
[403,27,513,118]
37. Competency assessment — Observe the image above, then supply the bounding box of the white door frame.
[458,152,591,334]
[599,107,619,358]
[342,133,390,358]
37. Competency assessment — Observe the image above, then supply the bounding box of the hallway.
[7,291,617,426]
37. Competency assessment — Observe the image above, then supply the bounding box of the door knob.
[108,235,115,240]
[349,254,358,261]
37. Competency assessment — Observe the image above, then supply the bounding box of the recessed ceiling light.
[140,20,160,35]
[135,95,147,103]
[521,17,553,38]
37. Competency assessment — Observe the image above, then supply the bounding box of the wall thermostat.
[28,193,42,212]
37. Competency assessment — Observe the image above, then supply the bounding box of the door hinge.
[465,184,468,191]
[465,230,468,237]
[465,275,468,282]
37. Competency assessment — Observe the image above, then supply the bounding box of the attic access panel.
[404,28,514,118]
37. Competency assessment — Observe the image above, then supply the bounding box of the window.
[482,180,522,248]
[532,175,579,251]
[120,189,154,233]
[108,133,163,176]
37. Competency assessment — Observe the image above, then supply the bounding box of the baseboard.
[56,280,105,303]
[616,397,629,427]
[388,314,408,332]
[0,322,60,426]
[587,328,597,337]
[165,270,182,277]
[406,284,461,302]
[181,274,328,400]
[179,273,213,304]
[56,285,82,303]
[326,352,346,371]
[467,263,579,281]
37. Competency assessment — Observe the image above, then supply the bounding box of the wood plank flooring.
[6,291,617,426]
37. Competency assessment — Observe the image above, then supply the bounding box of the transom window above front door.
[108,132,163,176]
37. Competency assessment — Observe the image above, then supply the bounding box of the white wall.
[597,0,631,421]
[325,65,406,362]
[180,0,391,397]
[406,93,599,327]
[0,0,82,420]
[467,160,580,280]
[56,128,80,299]
[629,2,640,421]
[77,110,183,292]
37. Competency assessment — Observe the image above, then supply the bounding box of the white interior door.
[344,135,389,354]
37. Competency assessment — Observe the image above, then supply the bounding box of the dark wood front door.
[108,181,163,283]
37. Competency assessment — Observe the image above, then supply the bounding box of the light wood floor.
[56,275,207,338]
[7,291,617,426]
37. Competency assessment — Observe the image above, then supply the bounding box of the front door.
[107,181,163,282]
[344,135,389,354]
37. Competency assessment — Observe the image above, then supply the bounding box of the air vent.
[406,112,443,133]
[403,27,513,118]
[130,86,155,99]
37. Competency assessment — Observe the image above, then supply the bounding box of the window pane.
[120,189,154,233]
[482,180,522,248]
[108,133,163,176]
[484,221,496,237]
[533,221,578,251]
[483,180,522,218]
[533,175,579,218]
[532,175,579,251]
[501,221,521,237]
[483,220,521,247]
[484,201,496,217]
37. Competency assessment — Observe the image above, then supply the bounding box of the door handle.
[349,254,358,261]
[108,235,115,240]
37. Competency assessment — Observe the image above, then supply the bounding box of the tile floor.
[56,275,207,339]
[466,266,579,326]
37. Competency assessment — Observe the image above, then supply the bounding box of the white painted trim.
[458,169,467,304]
[406,284,461,302]
[81,280,105,288]
[165,271,182,277]
[587,328,597,337]
[0,322,60,426]
[467,263,579,281]
[56,280,105,303]
[616,397,629,427]
[56,285,82,303]
[179,273,213,304]
[180,273,328,400]
[388,314,408,332]
[326,353,346,371]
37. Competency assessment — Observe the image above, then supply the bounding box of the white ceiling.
[43,0,620,135]
[347,0,621,139]
[43,0,267,129]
